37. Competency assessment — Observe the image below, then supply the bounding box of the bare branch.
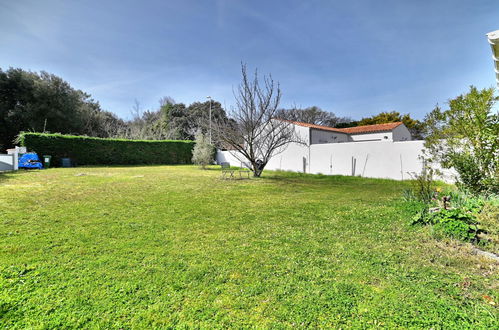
[212,64,303,177]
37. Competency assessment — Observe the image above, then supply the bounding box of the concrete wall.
[216,150,248,168]
[309,140,425,179]
[294,125,310,145]
[349,131,393,142]
[0,154,15,171]
[217,140,455,181]
[310,129,349,144]
[266,142,310,173]
[393,125,412,141]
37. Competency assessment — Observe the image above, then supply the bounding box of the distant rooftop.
[284,120,404,134]
[283,120,346,133]
[338,122,403,134]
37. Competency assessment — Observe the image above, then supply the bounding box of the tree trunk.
[252,162,264,177]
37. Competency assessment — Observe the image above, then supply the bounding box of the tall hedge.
[18,133,195,166]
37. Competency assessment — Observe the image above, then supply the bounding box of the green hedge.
[18,133,195,166]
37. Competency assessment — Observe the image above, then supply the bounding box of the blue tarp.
[18,153,43,169]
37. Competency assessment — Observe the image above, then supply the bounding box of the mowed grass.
[0,166,497,328]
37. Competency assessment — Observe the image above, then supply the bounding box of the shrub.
[430,208,479,242]
[411,204,481,241]
[476,200,499,250]
[191,130,214,169]
[423,86,499,195]
[447,191,486,215]
[429,208,477,225]
[433,218,477,242]
[408,161,436,204]
[17,132,195,166]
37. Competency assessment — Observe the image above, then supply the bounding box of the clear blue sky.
[1,0,497,120]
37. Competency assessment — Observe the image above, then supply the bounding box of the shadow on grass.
[72,164,196,168]
[0,170,21,184]
[260,170,404,189]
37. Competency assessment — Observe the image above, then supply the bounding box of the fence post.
[13,146,19,170]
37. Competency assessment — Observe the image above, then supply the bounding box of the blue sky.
[1,0,497,120]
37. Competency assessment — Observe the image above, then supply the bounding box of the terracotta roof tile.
[282,120,347,133]
[279,119,404,134]
[337,122,403,134]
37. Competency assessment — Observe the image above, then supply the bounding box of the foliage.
[0,67,122,150]
[108,98,230,141]
[277,106,352,127]
[476,201,499,251]
[407,187,499,247]
[408,161,436,204]
[447,190,486,215]
[0,67,232,150]
[191,130,214,169]
[17,132,195,166]
[334,121,359,128]
[0,166,497,327]
[423,86,499,194]
[432,215,478,241]
[412,206,479,242]
[358,111,424,139]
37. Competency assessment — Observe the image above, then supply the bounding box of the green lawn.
[0,166,497,328]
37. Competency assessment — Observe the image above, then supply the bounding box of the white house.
[285,120,412,144]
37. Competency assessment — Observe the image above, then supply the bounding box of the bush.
[405,182,499,248]
[410,203,481,241]
[17,132,195,166]
[433,218,477,242]
[447,190,485,215]
[408,161,436,204]
[427,208,479,242]
[423,86,499,195]
[476,200,499,251]
[191,130,214,169]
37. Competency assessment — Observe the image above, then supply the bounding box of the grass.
[0,166,497,328]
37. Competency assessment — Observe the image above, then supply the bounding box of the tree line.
[1,66,496,190]
[1,66,424,151]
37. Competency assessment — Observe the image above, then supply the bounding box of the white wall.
[393,125,412,141]
[266,142,310,173]
[349,131,393,142]
[216,150,248,168]
[0,154,15,171]
[309,141,425,179]
[217,140,455,181]
[310,129,349,144]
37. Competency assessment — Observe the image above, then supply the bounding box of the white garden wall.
[0,154,15,171]
[349,131,393,142]
[309,141,425,180]
[217,140,455,182]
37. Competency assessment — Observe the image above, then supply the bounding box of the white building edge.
[486,30,499,86]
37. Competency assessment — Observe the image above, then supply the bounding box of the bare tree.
[159,96,175,107]
[131,99,142,120]
[213,64,301,177]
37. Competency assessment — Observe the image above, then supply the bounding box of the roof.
[283,119,404,134]
[337,122,403,134]
[283,120,347,133]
